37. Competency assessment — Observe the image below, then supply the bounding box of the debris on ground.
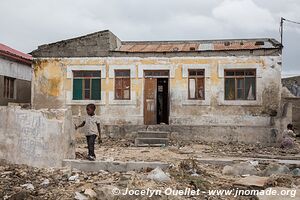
[1,137,300,199]
[222,162,258,176]
[147,167,171,182]
[233,176,269,188]
[263,163,290,176]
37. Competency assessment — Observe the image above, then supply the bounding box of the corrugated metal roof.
[0,43,32,62]
[117,39,280,53]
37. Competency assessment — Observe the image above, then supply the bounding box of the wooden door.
[144,78,157,125]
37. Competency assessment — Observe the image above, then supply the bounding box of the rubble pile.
[206,142,300,156]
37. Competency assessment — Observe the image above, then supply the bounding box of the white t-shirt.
[85,115,100,136]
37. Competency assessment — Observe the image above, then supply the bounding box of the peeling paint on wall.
[32,56,282,127]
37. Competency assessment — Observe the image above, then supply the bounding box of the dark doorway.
[144,70,169,125]
[157,78,169,124]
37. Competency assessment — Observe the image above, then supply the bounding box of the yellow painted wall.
[32,56,282,126]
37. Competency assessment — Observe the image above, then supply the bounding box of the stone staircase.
[135,131,169,147]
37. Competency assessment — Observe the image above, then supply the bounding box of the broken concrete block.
[147,167,171,182]
[84,188,97,198]
[234,176,269,188]
[222,162,258,176]
[0,107,75,168]
[263,163,290,176]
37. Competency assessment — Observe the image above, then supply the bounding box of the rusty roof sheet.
[117,39,280,53]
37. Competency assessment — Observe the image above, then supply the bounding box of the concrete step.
[62,159,169,172]
[137,131,169,138]
[135,138,169,147]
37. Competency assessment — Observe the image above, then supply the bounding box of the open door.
[144,78,157,125]
[157,78,169,124]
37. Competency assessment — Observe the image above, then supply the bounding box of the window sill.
[109,99,136,105]
[219,100,261,106]
[66,100,105,105]
[182,99,210,106]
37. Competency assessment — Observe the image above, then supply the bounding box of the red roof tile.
[0,43,32,64]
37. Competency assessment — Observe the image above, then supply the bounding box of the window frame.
[3,76,16,99]
[114,69,131,100]
[224,69,256,101]
[188,69,205,100]
[72,70,101,100]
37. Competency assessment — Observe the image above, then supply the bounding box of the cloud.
[213,0,276,33]
[0,0,299,73]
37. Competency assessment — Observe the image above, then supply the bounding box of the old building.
[0,43,32,106]
[282,75,300,97]
[31,30,283,143]
[282,75,300,131]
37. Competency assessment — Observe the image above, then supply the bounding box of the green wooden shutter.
[73,79,83,100]
[91,79,101,100]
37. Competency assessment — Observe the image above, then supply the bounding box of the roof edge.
[121,38,280,44]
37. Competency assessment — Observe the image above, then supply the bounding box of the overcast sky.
[0,0,299,74]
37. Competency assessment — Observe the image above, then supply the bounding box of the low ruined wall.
[0,106,75,168]
[85,124,275,145]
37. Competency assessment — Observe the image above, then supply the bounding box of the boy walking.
[75,104,101,161]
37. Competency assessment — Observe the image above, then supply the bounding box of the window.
[3,76,15,99]
[224,69,256,100]
[188,69,205,100]
[72,71,101,100]
[115,70,130,100]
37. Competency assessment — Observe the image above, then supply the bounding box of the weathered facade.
[0,43,32,106]
[31,30,283,144]
[282,75,300,131]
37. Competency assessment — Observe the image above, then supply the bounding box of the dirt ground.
[1,137,300,200]
[76,137,300,163]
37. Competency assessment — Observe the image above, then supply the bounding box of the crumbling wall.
[31,56,282,144]
[281,98,300,131]
[32,56,281,123]
[0,106,75,168]
[30,30,121,57]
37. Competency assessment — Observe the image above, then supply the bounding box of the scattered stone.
[40,179,50,186]
[191,172,200,177]
[99,170,109,175]
[147,167,171,182]
[38,188,47,195]
[74,192,88,200]
[234,176,269,188]
[61,167,72,179]
[263,163,290,176]
[248,160,259,166]
[222,162,258,176]
[1,171,13,175]
[84,188,97,198]
[20,183,34,191]
[291,168,300,176]
[69,174,79,181]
